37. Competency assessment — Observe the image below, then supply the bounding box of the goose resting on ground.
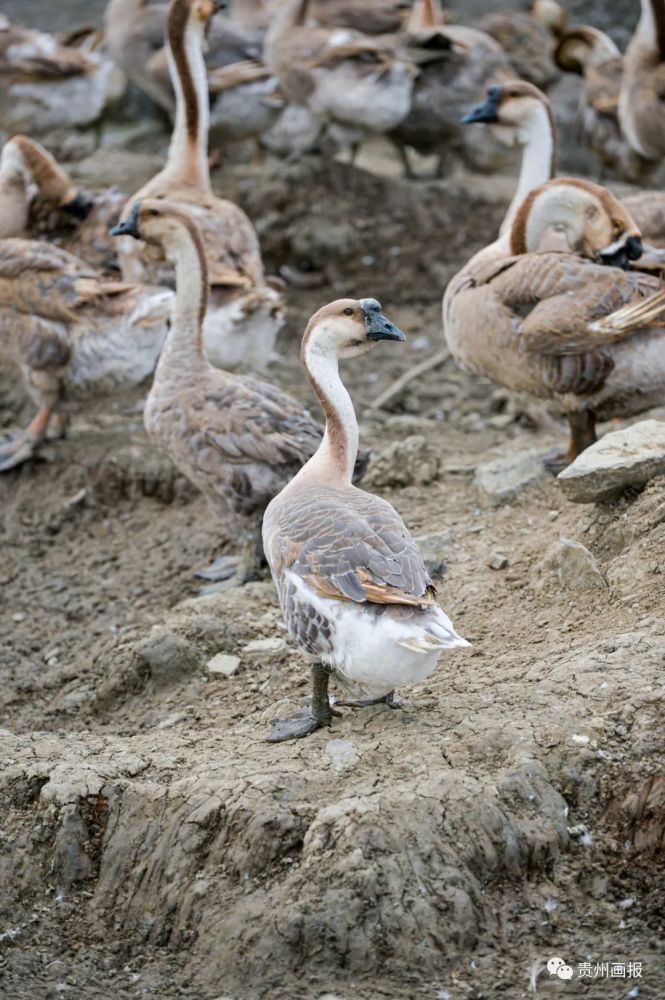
[443,177,665,469]
[111,199,368,584]
[262,298,468,742]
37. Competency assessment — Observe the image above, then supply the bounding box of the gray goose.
[262,298,468,742]
[111,199,368,584]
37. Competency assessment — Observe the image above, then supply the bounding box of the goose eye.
[343,307,354,316]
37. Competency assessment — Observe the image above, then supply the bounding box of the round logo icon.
[547,957,566,975]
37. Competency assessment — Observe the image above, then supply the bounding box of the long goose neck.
[300,340,358,485]
[164,6,210,191]
[499,102,555,237]
[156,223,209,379]
[642,0,665,58]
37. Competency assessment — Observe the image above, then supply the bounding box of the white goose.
[263,298,468,741]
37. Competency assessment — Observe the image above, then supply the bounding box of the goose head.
[530,0,566,38]
[461,81,553,147]
[111,198,202,261]
[554,25,621,74]
[510,178,643,268]
[302,298,406,362]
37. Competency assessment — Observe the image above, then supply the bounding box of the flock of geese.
[3,0,665,740]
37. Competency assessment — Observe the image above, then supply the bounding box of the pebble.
[325,739,359,773]
[474,451,548,506]
[242,637,287,655]
[206,654,241,678]
[487,552,508,570]
[535,537,607,592]
[558,419,665,502]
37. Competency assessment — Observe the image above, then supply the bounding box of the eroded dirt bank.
[1,155,664,999]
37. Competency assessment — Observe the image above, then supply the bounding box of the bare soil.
[1,153,664,1000]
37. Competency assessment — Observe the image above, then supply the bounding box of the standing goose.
[111,199,368,583]
[262,299,468,742]
[443,178,665,468]
[0,240,172,471]
[460,80,665,246]
[554,24,652,183]
[118,0,282,373]
[476,0,565,91]
[619,0,665,163]
[390,0,515,177]
[104,0,175,116]
[264,0,415,155]
[0,135,124,272]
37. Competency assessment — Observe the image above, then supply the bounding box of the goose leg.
[0,406,52,472]
[196,531,266,589]
[267,663,340,742]
[567,410,597,463]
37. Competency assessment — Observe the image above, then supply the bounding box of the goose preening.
[619,0,665,163]
[264,0,415,157]
[0,135,124,272]
[460,80,665,247]
[554,24,651,183]
[262,298,468,742]
[117,0,282,373]
[0,240,172,471]
[111,199,368,583]
[443,177,665,469]
[389,0,515,177]
[0,15,116,138]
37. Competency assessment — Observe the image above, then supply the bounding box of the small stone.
[363,435,440,489]
[12,613,24,623]
[474,451,548,506]
[206,653,241,678]
[156,712,188,730]
[488,552,508,570]
[325,739,359,773]
[242,637,287,656]
[558,419,665,502]
[135,629,198,686]
[534,537,607,593]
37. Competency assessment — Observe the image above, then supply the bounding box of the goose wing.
[199,375,323,468]
[268,486,435,607]
[488,252,665,395]
[0,239,134,323]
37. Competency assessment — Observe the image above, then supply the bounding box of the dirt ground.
[1,149,664,1000]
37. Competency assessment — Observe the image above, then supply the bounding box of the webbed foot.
[0,433,40,472]
[335,690,402,709]
[267,708,328,742]
[195,555,239,583]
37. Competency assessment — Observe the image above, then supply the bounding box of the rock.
[206,654,241,678]
[558,420,665,503]
[325,739,359,773]
[242,637,287,656]
[135,628,199,687]
[535,538,607,593]
[488,552,508,570]
[474,451,548,506]
[363,435,440,489]
[415,530,454,578]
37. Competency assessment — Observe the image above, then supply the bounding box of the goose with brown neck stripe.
[443,177,665,470]
[118,0,283,374]
[461,79,665,247]
[0,134,126,273]
[262,299,468,742]
[111,200,368,585]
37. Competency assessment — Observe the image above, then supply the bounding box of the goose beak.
[599,235,643,270]
[461,91,500,124]
[362,299,406,342]
[110,202,141,240]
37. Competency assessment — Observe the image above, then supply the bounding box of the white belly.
[203,287,284,373]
